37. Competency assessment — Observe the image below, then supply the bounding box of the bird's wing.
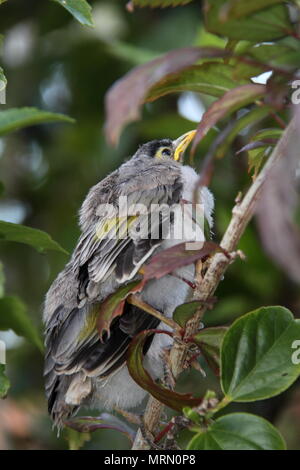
[44,163,183,416]
[73,163,183,302]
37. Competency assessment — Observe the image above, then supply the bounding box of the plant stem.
[127,294,179,331]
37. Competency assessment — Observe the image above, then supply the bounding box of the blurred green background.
[0,0,299,450]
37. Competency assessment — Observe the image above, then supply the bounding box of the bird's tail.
[44,356,78,430]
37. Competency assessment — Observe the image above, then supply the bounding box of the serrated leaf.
[97,280,142,340]
[52,0,93,27]
[104,47,229,145]
[188,413,286,450]
[0,107,74,137]
[147,62,247,102]
[132,0,193,6]
[0,364,10,398]
[204,0,292,42]
[0,296,43,351]
[0,220,68,255]
[127,329,203,411]
[192,84,265,151]
[221,306,300,402]
[246,42,300,71]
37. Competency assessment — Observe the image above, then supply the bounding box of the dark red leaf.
[142,241,228,281]
[191,84,266,153]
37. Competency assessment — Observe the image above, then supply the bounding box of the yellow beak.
[173,130,196,162]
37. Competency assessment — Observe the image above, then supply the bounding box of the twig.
[127,294,179,331]
[131,117,296,450]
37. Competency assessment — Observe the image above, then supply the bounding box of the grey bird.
[43,131,214,428]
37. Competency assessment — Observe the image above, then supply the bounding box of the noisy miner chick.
[43,131,214,428]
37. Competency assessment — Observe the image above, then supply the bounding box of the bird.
[43,131,214,428]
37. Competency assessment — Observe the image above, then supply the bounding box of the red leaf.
[142,241,228,281]
[104,47,229,146]
[65,415,134,443]
[191,84,266,153]
[127,329,203,411]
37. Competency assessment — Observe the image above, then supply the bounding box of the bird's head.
[134,130,196,163]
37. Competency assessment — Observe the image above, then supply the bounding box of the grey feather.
[43,148,214,428]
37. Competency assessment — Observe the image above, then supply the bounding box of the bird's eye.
[154,146,172,159]
[162,148,171,156]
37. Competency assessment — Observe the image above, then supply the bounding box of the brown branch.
[131,116,296,450]
[127,294,179,331]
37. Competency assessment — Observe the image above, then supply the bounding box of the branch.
[127,294,179,330]
[131,117,296,450]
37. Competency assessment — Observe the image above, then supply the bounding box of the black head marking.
[134,139,173,159]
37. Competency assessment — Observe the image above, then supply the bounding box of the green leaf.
[215,106,271,159]
[97,281,142,340]
[0,364,10,399]
[247,147,271,178]
[173,301,204,327]
[127,329,203,411]
[246,42,300,70]
[0,296,43,351]
[0,107,75,137]
[132,0,194,6]
[192,326,227,374]
[204,0,292,41]
[51,0,93,27]
[188,413,286,450]
[221,306,300,402]
[221,0,285,19]
[193,326,227,349]
[251,128,283,142]
[65,428,90,450]
[147,62,247,102]
[0,220,68,255]
[192,84,265,150]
